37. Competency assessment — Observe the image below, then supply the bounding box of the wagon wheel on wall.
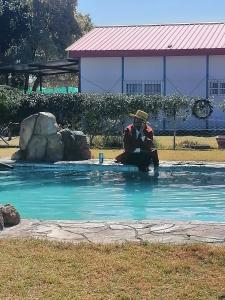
[192,99,213,119]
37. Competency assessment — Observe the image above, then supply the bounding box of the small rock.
[11,149,26,161]
[0,204,20,227]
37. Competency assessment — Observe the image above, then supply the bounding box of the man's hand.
[145,138,153,150]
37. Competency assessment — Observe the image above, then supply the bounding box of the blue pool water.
[1,167,225,222]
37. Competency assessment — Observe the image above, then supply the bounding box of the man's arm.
[124,128,137,152]
[141,127,154,151]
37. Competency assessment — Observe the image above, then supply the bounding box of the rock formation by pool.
[0,204,20,230]
[12,112,91,162]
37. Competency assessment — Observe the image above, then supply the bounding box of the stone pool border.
[1,159,225,244]
[1,219,225,244]
[2,158,225,172]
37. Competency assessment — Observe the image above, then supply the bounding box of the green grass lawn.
[0,240,225,300]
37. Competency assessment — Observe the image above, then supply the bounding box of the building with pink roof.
[67,22,225,130]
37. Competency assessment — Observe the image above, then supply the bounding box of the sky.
[77,0,225,26]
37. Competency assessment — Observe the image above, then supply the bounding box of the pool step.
[0,162,14,170]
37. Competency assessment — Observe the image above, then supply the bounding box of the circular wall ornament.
[192,99,213,119]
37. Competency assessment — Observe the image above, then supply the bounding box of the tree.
[1,0,93,90]
[0,0,30,62]
[1,0,93,64]
[75,12,93,36]
[162,94,195,150]
[24,0,93,62]
[47,0,82,57]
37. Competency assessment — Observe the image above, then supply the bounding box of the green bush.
[0,90,205,144]
[0,85,23,125]
[101,136,123,149]
[92,135,123,149]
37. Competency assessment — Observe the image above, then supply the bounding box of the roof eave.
[68,48,225,58]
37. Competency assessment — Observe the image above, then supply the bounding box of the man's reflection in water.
[112,170,159,220]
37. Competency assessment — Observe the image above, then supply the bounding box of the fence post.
[173,105,176,150]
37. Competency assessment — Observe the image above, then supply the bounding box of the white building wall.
[208,55,225,129]
[80,55,225,131]
[210,55,225,79]
[124,57,163,81]
[166,56,206,97]
[124,57,164,130]
[166,56,207,130]
[80,57,121,93]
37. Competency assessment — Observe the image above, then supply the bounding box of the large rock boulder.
[19,114,37,150]
[34,112,59,135]
[15,112,91,162]
[46,132,64,162]
[0,204,20,227]
[20,112,59,151]
[26,135,47,161]
[61,129,91,160]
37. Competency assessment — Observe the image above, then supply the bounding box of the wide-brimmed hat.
[129,110,149,123]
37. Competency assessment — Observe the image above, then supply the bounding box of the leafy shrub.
[0,90,203,145]
[91,135,123,149]
[0,85,23,125]
[101,136,123,149]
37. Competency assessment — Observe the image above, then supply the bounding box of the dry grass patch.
[1,136,225,162]
[0,148,18,159]
[158,149,225,162]
[155,135,218,149]
[0,136,19,147]
[91,149,225,162]
[0,137,19,159]
[0,240,225,299]
[1,148,225,162]
[0,136,219,149]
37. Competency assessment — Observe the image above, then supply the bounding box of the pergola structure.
[0,58,80,92]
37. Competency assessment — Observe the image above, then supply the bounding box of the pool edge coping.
[2,158,225,171]
[1,219,225,245]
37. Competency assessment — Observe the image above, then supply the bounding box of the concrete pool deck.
[1,219,225,244]
[1,159,225,244]
[2,158,225,172]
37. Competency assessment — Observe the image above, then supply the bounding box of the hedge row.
[0,87,211,138]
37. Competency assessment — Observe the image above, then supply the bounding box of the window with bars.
[126,83,142,95]
[209,80,225,96]
[144,83,161,95]
[125,81,162,95]
[220,82,225,95]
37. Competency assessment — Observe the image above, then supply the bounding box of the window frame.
[209,80,225,96]
[125,80,163,96]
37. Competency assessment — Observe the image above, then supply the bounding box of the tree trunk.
[173,106,177,150]
[32,77,40,92]
[24,74,29,93]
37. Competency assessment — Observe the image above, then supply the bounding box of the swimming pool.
[1,165,225,222]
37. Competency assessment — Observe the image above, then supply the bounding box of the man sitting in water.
[115,110,159,172]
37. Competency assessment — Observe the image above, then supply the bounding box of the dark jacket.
[115,123,156,165]
[124,124,153,153]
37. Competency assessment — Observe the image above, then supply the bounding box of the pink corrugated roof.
[67,22,225,57]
